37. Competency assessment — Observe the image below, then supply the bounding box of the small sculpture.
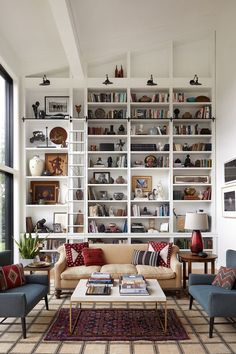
[32,101,40,118]
[107,156,113,167]
[75,104,82,117]
[39,75,50,86]
[34,218,50,233]
[174,108,180,119]
[184,154,192,167]
[116,139,125,151]
[107,125,116,135]
[189,74,202,86]
[96,157,104,165]
[29,131,45,143]
[118,124,125,134]
[154,182,165,200]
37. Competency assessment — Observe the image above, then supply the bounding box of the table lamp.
[184,212,209,254]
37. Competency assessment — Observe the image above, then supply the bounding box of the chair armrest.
[0,293,26,316]
[189,273,215,286]
[25,274,48,286]
[209,291,236,317]
[54,247,67,289]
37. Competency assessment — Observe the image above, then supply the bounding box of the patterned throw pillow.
[212,266,236,290]
[131,250,160,267]
[0,264,25,291]
[148,241,173,268]
[82,248,106,266]
[64,242,88,267]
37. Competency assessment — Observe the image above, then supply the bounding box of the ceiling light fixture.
[103,74,113,85]
[146,75,157,86]
[39,75,50,86]
[189,74,202,86]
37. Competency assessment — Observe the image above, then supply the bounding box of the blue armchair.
[0,253,49,338]
[189,249,236,337]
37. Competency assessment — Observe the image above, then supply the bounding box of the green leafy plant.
[14,233,47,259]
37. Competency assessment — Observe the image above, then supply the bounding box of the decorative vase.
[29,155,44,176]
[190,231,203,254]
[116,176,125,184]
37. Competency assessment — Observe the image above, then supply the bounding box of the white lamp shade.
[184,212,209,230]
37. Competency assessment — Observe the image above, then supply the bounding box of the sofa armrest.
[189,273,216,286]
[0,293,26,316]
[209,291,236,317]
[170,249,182,288]
[25,274,48,286]
[54,246,67,289]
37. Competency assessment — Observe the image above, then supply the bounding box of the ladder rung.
[69,130,85,133]
[68,176,85,178]
[68,142,85,144]
[68,225,84,227]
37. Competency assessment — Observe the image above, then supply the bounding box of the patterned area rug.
[44,308,189,341]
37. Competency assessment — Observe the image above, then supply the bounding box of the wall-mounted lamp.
[103,74,113,85]
[39,75,50,86]
[189,74,201,86]
[146,75,157,86]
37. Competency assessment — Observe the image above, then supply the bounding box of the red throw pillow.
[82,248,106,266]
[148,241,173,268]
[0,264,25,291]
[64,242,88,267]
[212,266,236,290]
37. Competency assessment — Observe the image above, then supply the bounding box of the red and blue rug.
[44,308,189,341]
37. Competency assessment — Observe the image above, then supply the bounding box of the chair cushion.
[131,250,159,267]
[0,264,25,291]
[136,265,175,279]
[212,266,236,290]
[100,264,137,278]
[61,266,101,280]
[64,242,88,267]
[148,241,173,268]
[82,248,106,266]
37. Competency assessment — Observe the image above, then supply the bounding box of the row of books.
[173,143,212,151]
[175,238,213,249]
[130,93,169,103]
[119,275,149,295]
[131,108,169,119]
[88,220,128,233]
[195,106,211,119]
[173,125,211,135]
[88,109,127,119]
[88,92,127,103]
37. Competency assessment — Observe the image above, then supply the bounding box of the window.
[0,65,13,253]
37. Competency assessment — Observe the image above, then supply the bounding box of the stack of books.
[87,272,113,286]
[119,274,149,295]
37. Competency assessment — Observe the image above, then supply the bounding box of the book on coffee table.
[86,285,111,296]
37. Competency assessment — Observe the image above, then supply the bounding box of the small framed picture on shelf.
[30,181,59,204]
[174,175,209,184]
[132,176,152,192]
[93,172,110,184]
[45,153,68,176]
[53,223,62,233]
[222,184,236,218]
[53,212,67,231]
[45,96,69,117]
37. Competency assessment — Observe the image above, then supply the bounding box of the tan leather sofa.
[54,243,182,298]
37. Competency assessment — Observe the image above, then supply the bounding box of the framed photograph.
[54,212,67,231]
[26,217,34,233]
[224,158,236,184]
[174,175,209,184]
[93,172,110,184]
[53,223,62,233]
[132,176,152,192]
[30,181,59,204]
[45,153,68,176]
[45,96,69,116]
[222,184,236,217]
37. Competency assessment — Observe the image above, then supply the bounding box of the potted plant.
[14,233,47,267]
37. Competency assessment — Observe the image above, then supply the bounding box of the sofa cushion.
[136,265,175,279]
[212,266,236,290]
[100,264,137,278]
[0,264,25,291]
[131,250,159,267]
[64,242,88,267]
[82,248,106,266]
[61,265,101,280]
[148,241,173,268]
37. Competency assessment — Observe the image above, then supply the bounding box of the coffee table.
[69,279,167,334]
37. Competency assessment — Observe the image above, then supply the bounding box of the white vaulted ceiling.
[0,0,222,77]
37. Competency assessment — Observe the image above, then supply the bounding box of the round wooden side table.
[179,252,218,289]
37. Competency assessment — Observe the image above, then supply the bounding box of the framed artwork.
[93,172,110,184]
[132,176,152,192]
[53,212,67,231]
[45,96,69,116]
[222,184,236,217]
[45,153,68,176]
[53,223,62,233]
[174,175,209,184]
[30,181,59,204]
[224,158,236,184]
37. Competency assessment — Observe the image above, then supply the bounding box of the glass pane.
[0,76,6,165]
[0,172,6,251]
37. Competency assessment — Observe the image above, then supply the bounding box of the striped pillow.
[132,250,160,267]
[212,266,236,290]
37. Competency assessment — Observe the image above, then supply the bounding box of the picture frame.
[222,184,236,217]
[45,96,69,117]
[45,153,68,176]
[53,223,62,233]
[132,176,152,192]
[174,175,209,184]
[93,172,110,184]
[224,158,236,184]
[53,212,67,231]
[30,181,59,204]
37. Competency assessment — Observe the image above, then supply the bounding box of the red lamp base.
[190,230,203,255]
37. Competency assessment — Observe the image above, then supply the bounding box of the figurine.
[107,125,116,135]
[32,101,40,118]
[34,218,50,233]
[116,139,125,151]
[107,156,113,167]
[75,104,82,117]
[174,108,180,119]
[29,131,45,143]
[154,182,165,200]
[118,124,125,134]
[184,154,192,167]
[96,157,104,166]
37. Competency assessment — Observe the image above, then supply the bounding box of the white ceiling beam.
[48,0,84,78]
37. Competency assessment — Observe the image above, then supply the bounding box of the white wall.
[216,0,236,265]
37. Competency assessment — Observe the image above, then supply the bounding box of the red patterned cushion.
[0,264,25,291]
[64,242,88,267]
[148,241,173,268]
[82,248,106,266]
[212,266,236,290]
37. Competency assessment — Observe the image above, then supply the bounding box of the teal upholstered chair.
[0,253,49,338]
[189,249,236,337]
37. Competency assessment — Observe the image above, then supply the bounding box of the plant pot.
[20,258,34,267]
